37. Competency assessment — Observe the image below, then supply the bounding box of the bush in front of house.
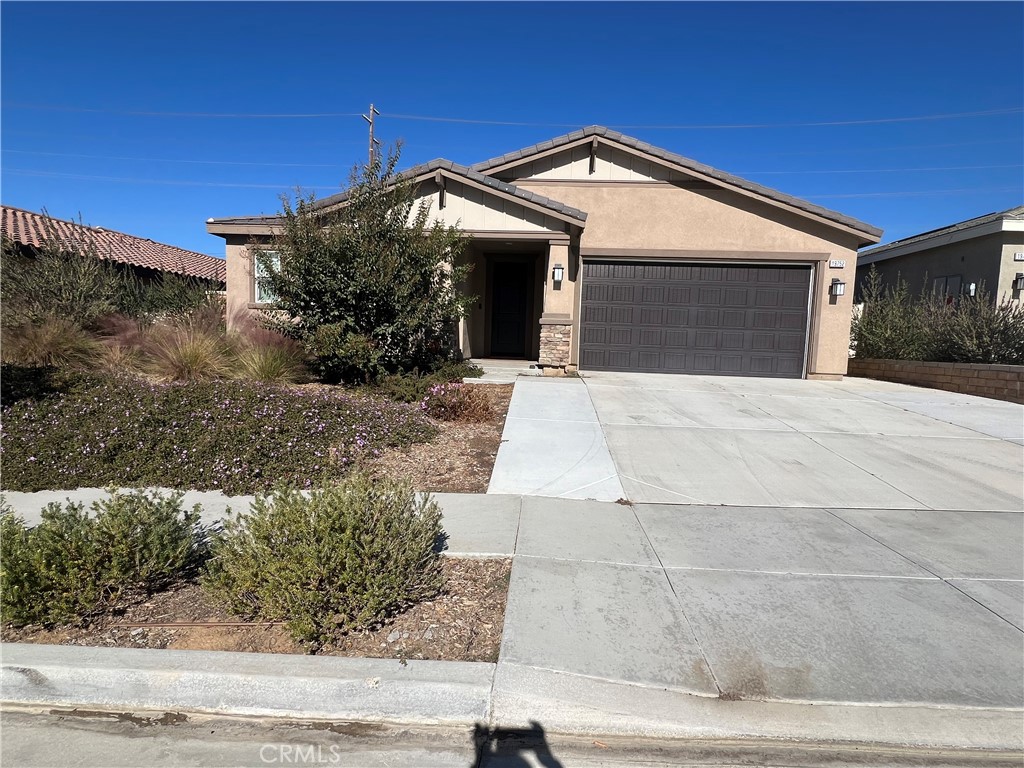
[852,267,1024,365]
[0,490,209,626]
[252,146,474,384]
[420,382,494,422]
[374,360,485,404]
[0,376,436,494]
[201,475,444,648]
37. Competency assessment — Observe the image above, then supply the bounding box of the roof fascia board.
[440,170,583,229]
[858,219,1009,266]
[482,134,878,243]
[207,222,282,237]
[483,136,595,175]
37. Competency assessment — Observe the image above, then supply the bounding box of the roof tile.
[2,206,226,282]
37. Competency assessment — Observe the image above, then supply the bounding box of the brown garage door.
[579,261,812,377]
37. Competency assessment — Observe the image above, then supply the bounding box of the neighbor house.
[2,205,227,286]
[856,206,1024,303]
[208,126,881,379]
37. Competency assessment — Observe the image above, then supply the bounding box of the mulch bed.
[362,383,514,493]
[1,558,511,663]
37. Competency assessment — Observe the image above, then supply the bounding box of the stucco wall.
[856,233,1006,301]
[514,179,863,377]
[997,235,1024,300]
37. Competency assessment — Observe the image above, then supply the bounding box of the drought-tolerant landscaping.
[1,482,510,661]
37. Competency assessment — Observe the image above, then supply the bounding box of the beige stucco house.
[856,205,1024,303]
[208,126,882,379]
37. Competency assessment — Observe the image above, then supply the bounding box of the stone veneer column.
[538,241,574,373]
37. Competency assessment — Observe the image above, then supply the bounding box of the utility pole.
[362,103,381,168]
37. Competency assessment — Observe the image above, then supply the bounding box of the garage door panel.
[580,261,811,377]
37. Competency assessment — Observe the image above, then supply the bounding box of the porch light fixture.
[829,278,846,297]
[968,282,977,297]
[1014,273,1024,292]
[552,263,565,282]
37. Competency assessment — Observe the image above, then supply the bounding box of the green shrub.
[420,382,494,422]
[253,147,473,384]
[1,376,436,494]
[0,490,209,627]
[202,476,444,648]
[1,317,103,369]
[853,268,1024,365]
[374,361,485,404]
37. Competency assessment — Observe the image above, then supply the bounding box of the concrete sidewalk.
[3,492,1022,751]
[486,378,625,501]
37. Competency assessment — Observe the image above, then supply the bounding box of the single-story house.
[2,205,227,286]
[208,126,882,379]
[856,205,1024,303]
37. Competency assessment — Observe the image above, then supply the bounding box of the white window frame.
[253,250,280,304]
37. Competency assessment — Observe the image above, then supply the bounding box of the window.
[253,250,279,304]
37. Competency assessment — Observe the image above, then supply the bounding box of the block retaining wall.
[847,358,1024,404]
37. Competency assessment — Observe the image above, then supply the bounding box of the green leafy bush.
[1,376,436,494]
[374,361,485,404]
[0,490,208,626]
[202,476,444,648]
[420,382,494,422]
[253,147,473,383]
[853,267,1024,365]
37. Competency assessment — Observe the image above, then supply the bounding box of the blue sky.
[2,1,1022,258]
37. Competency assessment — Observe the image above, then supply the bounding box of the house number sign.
[828,259,846,269]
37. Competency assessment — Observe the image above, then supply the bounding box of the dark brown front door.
[580,261,812,377]
[490,261,530,357]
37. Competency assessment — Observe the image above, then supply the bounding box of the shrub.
[202,475,444,648]
[229,312,308,383]
[1,376,436,494]
[0,490,208,627]
[253,146,473,384]
[1,316,102,369]
[420,382,494,422]
[853,267,1024,365]
[141,324,233,382]
[374,361,485,404]
[0,364,87,406]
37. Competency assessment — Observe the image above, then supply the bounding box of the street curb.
[1,643,493,727]
[489,662,1024,753]
[4,644,1023,754]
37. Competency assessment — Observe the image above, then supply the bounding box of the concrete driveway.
[583,371,1024,510]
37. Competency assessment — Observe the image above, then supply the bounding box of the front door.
[490,261,530,357]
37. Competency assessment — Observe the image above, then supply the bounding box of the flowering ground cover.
[1,372,436,494]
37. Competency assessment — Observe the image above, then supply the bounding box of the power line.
[379,107,1024,129]
[1,103,362,118]
[3,149,340,168]
[739,163,1024,175]
[3,168,338,190]
[806,187,1021,199]
[3,102,1021,128]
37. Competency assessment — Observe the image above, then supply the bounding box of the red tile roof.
[1,205,226,283]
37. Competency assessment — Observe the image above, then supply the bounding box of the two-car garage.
[578,261,813,378]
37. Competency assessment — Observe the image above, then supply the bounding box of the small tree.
[254,147,472,383]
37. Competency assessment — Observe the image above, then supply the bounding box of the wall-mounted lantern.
[829,278,846,297]
[968,282,977,297]
[552,263,565,283]
[1013,273,1024,292]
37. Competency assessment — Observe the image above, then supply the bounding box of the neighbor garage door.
[579,261,812,377]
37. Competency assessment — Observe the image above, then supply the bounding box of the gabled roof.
[2,205,226,282]
[472,125,883,242]
[858,205,1024,266]
[208,158,587,231]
